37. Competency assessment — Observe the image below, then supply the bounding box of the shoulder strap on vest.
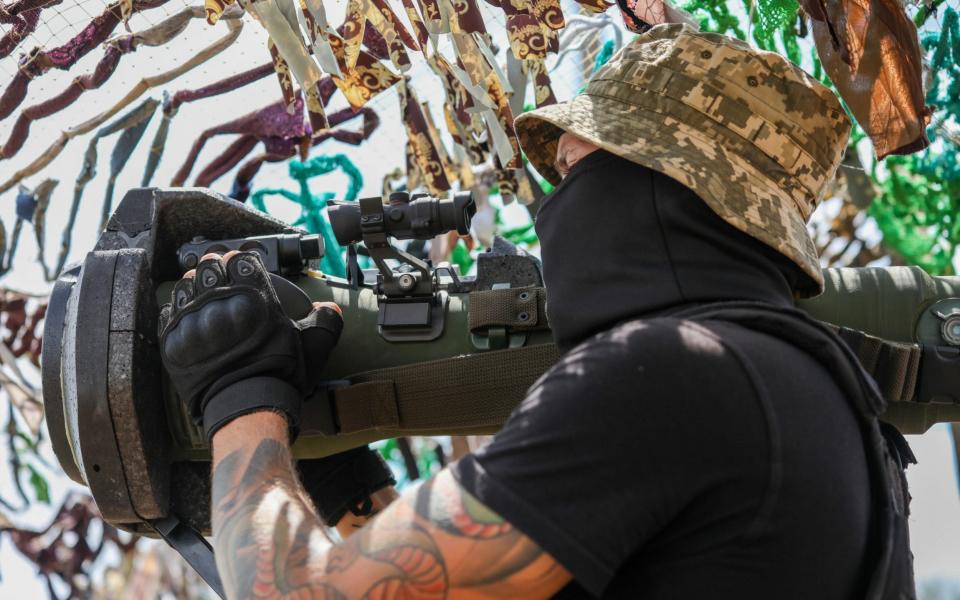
[668,301,917,600]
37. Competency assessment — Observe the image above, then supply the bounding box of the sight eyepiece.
[328,191,475,246]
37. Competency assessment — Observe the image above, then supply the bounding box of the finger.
[219,251,241,284]
[312,301,343,318]
[225,251,270,288]
[195,257,227,292]
[299,304,344,345]
[172,277,196,314]
[183,269,196,279]
[200,252,224,263]
[299,311,344,378]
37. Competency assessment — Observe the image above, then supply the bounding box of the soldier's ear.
[557,132,600,176]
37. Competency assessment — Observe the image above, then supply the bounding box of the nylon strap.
[333,343,560,433]
[151,515,225,599]
[333,305,927,436]
[822,323,922,404]
[468,286,549,332]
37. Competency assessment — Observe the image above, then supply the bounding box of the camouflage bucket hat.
[516,23,851,297]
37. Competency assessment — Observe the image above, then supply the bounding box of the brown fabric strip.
[398,77,451,194]
[522,58,557,107]
[333,343,561,433]
[334,381,400,433]
[400,0,430,48]
[800,0,932,158]
[825,323,922,404]
[0,0,170,120]
[468,287,549,332]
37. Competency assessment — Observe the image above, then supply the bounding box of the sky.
[0,0,958,596]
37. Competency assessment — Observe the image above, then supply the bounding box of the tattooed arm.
[211,411,572,599]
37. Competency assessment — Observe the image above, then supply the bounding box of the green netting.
[250,154,363,277]
[375,438,444,488]
[451,241,474,273]
[680,0,747,38]
[753,0,799,50]
[682,0,800,61]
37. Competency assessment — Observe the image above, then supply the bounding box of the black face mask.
[535,150,799,353]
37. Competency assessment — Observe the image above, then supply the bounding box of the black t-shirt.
[452,316,872,599]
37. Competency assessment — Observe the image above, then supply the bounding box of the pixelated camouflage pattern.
[515,23,851,296]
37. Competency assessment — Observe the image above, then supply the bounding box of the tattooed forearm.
[210,414,569,599]
[212,437,337,599]
[415,476,514,539]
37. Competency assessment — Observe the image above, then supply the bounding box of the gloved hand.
[158,251,342,442]
[299,446,396,527]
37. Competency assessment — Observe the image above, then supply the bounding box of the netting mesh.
[0,0,195,78]
[755,0,798,37]
[0,0,620,289]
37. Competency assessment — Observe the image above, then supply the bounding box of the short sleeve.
[450,319,769,596]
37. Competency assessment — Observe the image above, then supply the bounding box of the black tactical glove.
[299,446,396,526]
[158,252,342,442]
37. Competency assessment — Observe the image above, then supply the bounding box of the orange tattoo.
[212,438,571,600]
[365,545,447,599]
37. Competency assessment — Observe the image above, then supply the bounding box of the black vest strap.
[669,301,917,600]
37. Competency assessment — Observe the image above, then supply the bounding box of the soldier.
[159,24,914,599]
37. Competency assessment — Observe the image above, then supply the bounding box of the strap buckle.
[301,380,351,436]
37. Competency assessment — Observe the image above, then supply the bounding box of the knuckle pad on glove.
[195,259,227,292]
[172,278,195,312]
[162,294,259,366]
[226,252,268,287]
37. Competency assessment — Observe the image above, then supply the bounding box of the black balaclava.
[535,149,801,353]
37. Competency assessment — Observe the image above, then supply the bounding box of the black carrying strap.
[151,515,226,599]
[331,343,560,433]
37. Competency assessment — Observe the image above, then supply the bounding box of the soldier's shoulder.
[558,317,736,376]
[533,317,753,403]
[590,316,728,356]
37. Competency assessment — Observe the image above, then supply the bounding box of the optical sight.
[328,191,475,245]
